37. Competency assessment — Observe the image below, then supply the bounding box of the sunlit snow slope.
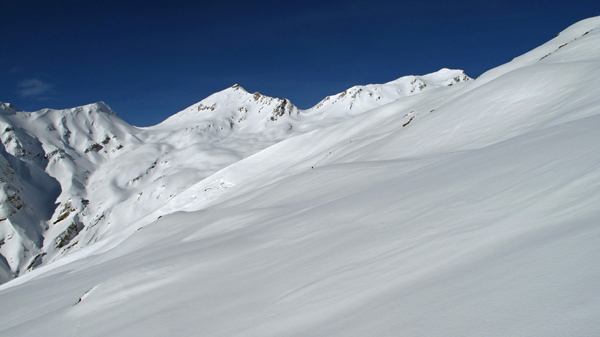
[1,16,599,337]
[0,66,468,281]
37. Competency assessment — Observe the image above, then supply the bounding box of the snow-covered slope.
[304,68,469,124]
[0,101,141,281]
[1,16,599,336]
[0,67,470,281]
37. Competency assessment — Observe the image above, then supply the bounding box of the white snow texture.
[0,16,599,337]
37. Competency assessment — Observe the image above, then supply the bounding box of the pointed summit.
[0,102,16,112]
[90,101,116,115]
[159,85,299,131]
[229,84,248,93]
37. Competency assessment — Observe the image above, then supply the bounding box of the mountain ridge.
[0,67,470,282]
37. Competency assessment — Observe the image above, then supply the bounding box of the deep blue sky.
[2,1,599,126]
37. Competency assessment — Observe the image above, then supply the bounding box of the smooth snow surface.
[1,17,600,336]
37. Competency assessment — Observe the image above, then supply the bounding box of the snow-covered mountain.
[0,101,141,281]
[0,16,599,337]
[0,68,470,282]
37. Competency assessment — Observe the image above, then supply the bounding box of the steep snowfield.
[1,16,600,336]
[0,101,142,281]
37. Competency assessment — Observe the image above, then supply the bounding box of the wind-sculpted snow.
[1,16,600,336]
